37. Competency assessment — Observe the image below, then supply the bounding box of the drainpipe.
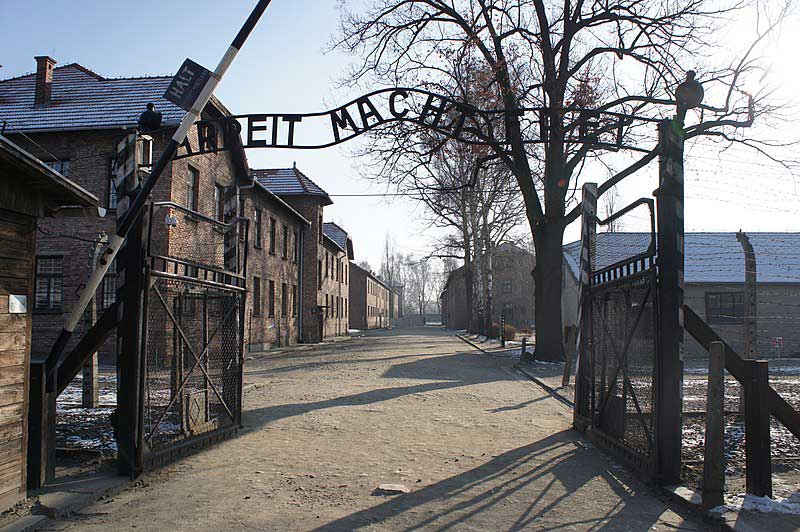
[298,226,305,343]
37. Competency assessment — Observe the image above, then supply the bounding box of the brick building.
[349,263,392,330]
[441,243,536,330]
[441,267,469,330]
[252,167,351,342]
[240,180,309,351]
[0,57,248,361]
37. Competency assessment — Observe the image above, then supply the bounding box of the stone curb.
[0,473,130,532]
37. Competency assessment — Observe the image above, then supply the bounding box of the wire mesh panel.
[136,199,248,470]
[575,198,660,474]
[590,270,658,470]
[141,274,242,466]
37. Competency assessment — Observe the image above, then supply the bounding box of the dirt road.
[42,327,709,531]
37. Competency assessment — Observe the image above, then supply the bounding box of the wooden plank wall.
[0,208,33,510]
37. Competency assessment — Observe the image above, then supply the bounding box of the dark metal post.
[26,362,55,488]
[115,213,148,477]
[703,341,725,508]
[654,119,685,485]
[744,359,772,497]
[573,182,597,428]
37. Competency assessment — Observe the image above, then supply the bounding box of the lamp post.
[675,70,705,126]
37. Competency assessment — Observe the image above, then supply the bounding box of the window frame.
[187,165,200,211]
[34,256,64,312]
[269,217,277,255]
[282,224,289,259]
[705,291,745,325]
[214,182,225,221]
[100,259,118,310]
[253,209,263,249]
[268,280,276,318]
[281,283,288,317]
[252,277,261,316]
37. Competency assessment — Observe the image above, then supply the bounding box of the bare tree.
[603,186,623,233]
[379,234,404,286]
[337,0,794,359]
[405,256,435,316]
[357,260,374,273]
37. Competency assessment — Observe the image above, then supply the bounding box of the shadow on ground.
[242,350,517,430]
[312,430,697,531]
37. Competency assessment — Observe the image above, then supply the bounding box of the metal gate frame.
[576,197,660,474]
[574,118,686,486]
[137,269,246,471]
[115,200,249,475]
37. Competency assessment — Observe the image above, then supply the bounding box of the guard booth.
[0,135,98,506]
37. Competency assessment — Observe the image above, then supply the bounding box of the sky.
[2,1,800,268]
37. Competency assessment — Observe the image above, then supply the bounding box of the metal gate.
[575,198,659,474]
[137,201,248,470]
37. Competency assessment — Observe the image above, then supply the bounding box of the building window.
[318,260,323,289]
[269,217,276,255]
[325,294,329,318]
[187,166,199,211]
[325,252,329,278]
[293,229,299,263]
[239,197,246,217]
[252,277,261,316]
[281,283,288,317]
[502,280,512,294]
[292,285,298,317]
[100,259,117,310]
[35,256,63,311]
[214,183,225,221]
[318,214,323,243]
[44,160,70,176]
[706,292,744,325]
[108,160,118,210]
[254,209,263,248]
[282,224,289,259]
[268,280,276,318]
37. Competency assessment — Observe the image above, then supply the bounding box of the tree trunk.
[461,213,474,330]
[532,220,566,361]
[482,215,494,338]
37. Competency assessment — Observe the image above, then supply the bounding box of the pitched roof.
[252,167,332,206]
[563,232,800,284]
[0,134,98,207]
[322,222,348,250]
[252,180,310,225]
[0,63,188,132]
[350,261,391,290]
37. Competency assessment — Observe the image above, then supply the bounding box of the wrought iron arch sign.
[171,87,658,160]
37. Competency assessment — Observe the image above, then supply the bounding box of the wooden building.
[0,134,97,510]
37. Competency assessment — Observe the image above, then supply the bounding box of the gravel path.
[42,327,710,531]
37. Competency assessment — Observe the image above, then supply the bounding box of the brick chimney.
[34,56,57,105]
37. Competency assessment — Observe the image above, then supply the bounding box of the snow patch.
[713,492,800,515]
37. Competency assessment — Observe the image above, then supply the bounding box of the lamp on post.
[675,70,704,126]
